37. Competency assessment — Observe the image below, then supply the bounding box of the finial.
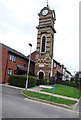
[47,0,48,7]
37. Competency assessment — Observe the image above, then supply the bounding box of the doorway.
[39,72,44,80]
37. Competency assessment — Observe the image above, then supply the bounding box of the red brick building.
[0,43,35,83]
[30,51,63,81]
[0,43,71,84]
[28,51,36,61]
[53,60,63,81]
[30,51,63,82]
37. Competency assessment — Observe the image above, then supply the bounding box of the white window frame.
[9,54,16,62]
[8,69,12,75]
[54,63,56,68]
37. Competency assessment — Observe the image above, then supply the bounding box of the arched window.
[41,36,46,52]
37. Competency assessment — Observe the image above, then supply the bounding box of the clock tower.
[35,4,56,83]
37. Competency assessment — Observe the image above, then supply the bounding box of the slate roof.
[17,64,27,71]
[0,43,34,63]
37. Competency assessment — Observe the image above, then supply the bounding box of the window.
[8,69,12,75]
[54,63,56,68]
[41,36,46,52]
[9,54,16,62]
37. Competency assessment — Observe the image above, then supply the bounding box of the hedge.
[36,79,48,86]
[61,80,78,88]
[8,75,36,88]
[50,79,79,88]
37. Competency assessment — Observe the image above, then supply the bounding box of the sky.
[0,0,80,75]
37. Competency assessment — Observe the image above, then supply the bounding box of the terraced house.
[0,43,35,83]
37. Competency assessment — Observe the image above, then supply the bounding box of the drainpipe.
[4,53,9,83]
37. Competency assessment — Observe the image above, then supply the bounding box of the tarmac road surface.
[1,85,80,119]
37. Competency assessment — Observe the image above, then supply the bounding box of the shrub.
[28,76,36,88]
[40,79,48,85]
[61,80,78,88]
[36,79,48,86]
[56,79,62,84]
[8,75,36,88]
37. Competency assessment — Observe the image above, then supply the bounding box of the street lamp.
[25,43,32,90]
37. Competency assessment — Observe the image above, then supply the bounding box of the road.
[0,85,80,119]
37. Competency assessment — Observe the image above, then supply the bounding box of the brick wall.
[1,44,35,83]
[2,46,8,83]
[0,44,2,83]
[6,54,28,83]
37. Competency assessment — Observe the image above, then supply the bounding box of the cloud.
[0,0,80,74]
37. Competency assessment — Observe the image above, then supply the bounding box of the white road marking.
[24,98,80,114]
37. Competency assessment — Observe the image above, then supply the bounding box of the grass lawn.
[22,90,77,105]
[41,84,81,99]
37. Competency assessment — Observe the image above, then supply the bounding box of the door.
[39,72,44,80]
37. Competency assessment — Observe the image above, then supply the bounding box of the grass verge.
[22,90,77,105]
[41,84,81,98]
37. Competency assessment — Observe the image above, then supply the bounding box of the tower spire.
[47,0,48,7]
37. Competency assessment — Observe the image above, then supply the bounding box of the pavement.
[27,86,80,112]
[2,84,80,112]
[2,85,79,118]
[27,86,79,102]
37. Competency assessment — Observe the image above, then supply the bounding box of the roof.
[66,70,72,76]
[54,59,61,67]
[27,50,36,61]
[17,64,27,72]
[0,43,34,63]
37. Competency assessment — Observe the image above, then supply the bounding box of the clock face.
[42,9,48,16]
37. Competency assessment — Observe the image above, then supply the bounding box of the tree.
[74,72,79,81]
[74,71,80,88]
